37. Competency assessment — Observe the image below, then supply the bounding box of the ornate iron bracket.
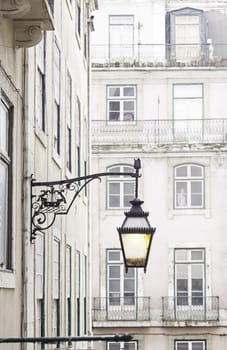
[31,159,141,241]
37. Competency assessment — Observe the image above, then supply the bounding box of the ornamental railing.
[92,119,227,145]
[93,297,150,321]
[92,43,227,68]
[162,296,219,321]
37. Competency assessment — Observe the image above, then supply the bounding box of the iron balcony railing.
[92,119,227,145]
[93,297,151,321]
[162,296,219,321]
[92,43,227,68]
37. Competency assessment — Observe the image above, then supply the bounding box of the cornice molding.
[0,0,31,18]
[14,20,43,48]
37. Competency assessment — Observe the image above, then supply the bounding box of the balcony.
[91,43,227,68]
[93,297,151,321]
[162,296,219,322]
[92,119,227,146]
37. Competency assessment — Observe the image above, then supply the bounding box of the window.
[35,233,45,343]
[107,85,136,122]
[0,94,12,270]
[66,72,72,172]
[174,164,204,209]
[53,41,61,156]
[107,250,136,306]
[76,97,81,179]
[36,37,46,132]
[83,255,87,334]
[173,84,203,120]
[109,15,134,59]
[107,165,134,209]
[166,8,205,62]
[175,340,206,350]
[66,245,71,336]
[108,342,137,350]
[76,250,81,336]
[175,249,205,306]
[75,0,81,37]
[53,238,60,337]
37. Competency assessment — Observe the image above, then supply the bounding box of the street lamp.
[31,158,155,271]
[118,159,156,272]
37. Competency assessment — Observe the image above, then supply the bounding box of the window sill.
[0,269,15,289]
[168,208,210,219]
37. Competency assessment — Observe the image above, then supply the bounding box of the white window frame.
[173,84,203,120]
[108,341,138,350]
[0,94,12,270]
[107,249,136,307]
[175,339,206,350]
[174,248,205,307]
[109,15,134,60]
[36,37,45,132]
[53,40,61,156]
[53,238,60,336]
[107,85,136,123]
[66,71,72,172]
[107,165,135,209]
[174,164,204,209]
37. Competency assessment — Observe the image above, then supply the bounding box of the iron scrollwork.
[31,159,141,241]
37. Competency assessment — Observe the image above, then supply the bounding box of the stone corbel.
[0,0,31,18]
[14,21,43,48]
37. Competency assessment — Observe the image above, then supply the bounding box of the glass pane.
[109,195,120,207]
[108,166,120,177]
[123,87,135,96]
[191,165,202,177]
[175,250,188,261]
[192,264,203,278]
[109,101,120,111]
[124,182,134,194]
[0,102,8,152]
[108,251,121,262]
[176,264,188,278]
[191,181,202,193]
[191,250,203,261]
[124,267,135,278]
[176,182,187,207]
[124,101,134,111]
[192,279,203,291]
[191,194,202,206]
[176,165,187,177]
[124,279,135,292]
[109,280,120,292]
[109,112,120,121]
[174,98,203,119]
[109,294,120,305]
[124,195,133,207]
[124,343,136,350]
[109,343,120,350]
[176,343,188,350]
[109,265,120,278]
[123,112,134,121]
[177,294,188,306]
[192,342,204,350]
[177,279,188,292]
[0,161,7,265]
[109,87,120,97]
[109,183,120,195]
[174,84,203,98]
[124,294,135,305]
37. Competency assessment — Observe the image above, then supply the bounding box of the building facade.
[0,0,97,349]
[91,1,227,350]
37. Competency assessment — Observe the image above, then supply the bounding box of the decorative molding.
[0,0,31,18]
[14,21,43,48]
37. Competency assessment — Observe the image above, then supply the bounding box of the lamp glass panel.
[121,233,151,267]
[124,216,150,228]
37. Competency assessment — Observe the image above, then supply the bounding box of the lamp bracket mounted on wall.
[31,159,141,241]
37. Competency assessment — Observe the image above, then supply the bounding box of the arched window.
[174,164,204,209]
[107,165,134,209]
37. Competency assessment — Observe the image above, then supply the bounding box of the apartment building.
[0,1,97,349]
[91,1,227,350]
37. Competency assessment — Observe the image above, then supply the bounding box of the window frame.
[174,248,205,307]
[53,238,60,337]
[106,164,135,210]
[36,36,46,133]
[107,341,138,350]
[53,40,61,157]
[66,71,72,172]
[174,163,204,209]
[106,249,137,307]
[109,15,134,60]
[0,92,13,271]
[175,339,206,350]
[107,85,137,123]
